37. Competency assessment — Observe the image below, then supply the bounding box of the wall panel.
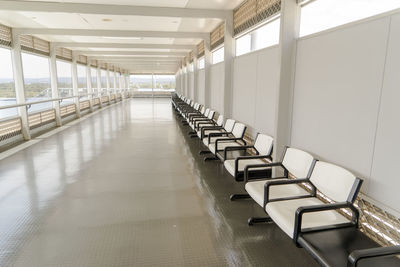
[197,69,205,104]
[369,14,400,213]
[291,17,390,193]
[210,63,225,114]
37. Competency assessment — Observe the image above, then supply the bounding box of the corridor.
[0,99,316,267]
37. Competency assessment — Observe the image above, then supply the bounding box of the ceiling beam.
[54,42,195,50]
[78,51,186,56]
[0,1,230,19]
[16,28,209,39]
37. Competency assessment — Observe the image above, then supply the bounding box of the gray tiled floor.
[0,98,317,267]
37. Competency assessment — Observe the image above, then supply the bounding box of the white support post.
[223,13,234,118]
[180,65,184,96]
[72,53,81,118]
[151,72,154,98]
[273,0,301,160]
[97,64,102,107]
[49,43,62,126]
[204,37,212,107]
[106,64,111,103]
[113,70,117,93]
[86,60,94,111]
[193,50,198,102]
[11,30,31,140]
[119,71,123,94]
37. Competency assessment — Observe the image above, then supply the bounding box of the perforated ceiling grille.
[91,59,98,68]
[0,23,12,47]
[77,55,87,65]
[100,63,107,70]
[234,0,281,36]
[197,41,205,58]
[183,57,187,66]
[189,51,194,63]
[20,35,50,56]
[56,47,72,61]
[210,22,225,51]
[109,65,114,71]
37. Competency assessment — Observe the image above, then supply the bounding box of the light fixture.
[102,37,143,40]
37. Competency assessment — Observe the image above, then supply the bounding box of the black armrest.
[215,138,244,154]
[264,178,312,207]
[223,145,254,160]
[348,245,400,267]
[294,202,359,243]
[244,162,284,183]
[232,154,272,177]
[208,132,230,145]
[196,120,215,130]
[201,126,223,139]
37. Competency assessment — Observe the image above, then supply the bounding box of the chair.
[205,122,247,161]
[264,161,362,242]
[199,118,236,154]
[243,147,316,225]
[195,114,224,139]
[223,133,274,182]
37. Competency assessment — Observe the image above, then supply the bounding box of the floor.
[0,98,317,267]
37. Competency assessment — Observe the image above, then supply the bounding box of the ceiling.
[0,0,244,73]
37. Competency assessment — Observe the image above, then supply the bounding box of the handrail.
[0,94,95,110]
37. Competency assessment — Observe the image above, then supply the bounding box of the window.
[154,75,175,92]
[56,60,72,100]
[235,18,280,57]
[100,69,107,94]
[91,67,98,94]
[236,34,252,56]
[212,46,224,64]
[300,0,400,37]
[188,63,194,72]
[21,52,52,112]
[130,75,152,92]
[198,57,205,70]
[77,64,87,96]
[253,18,280,50]
[116,72,120,89]
[0,47,16,118]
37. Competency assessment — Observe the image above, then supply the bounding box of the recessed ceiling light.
[102,37,143,40]
[102,18,112,22]
[31,16,37,19]
[172,21,179,24]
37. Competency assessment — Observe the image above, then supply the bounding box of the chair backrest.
[207,110,215,120]
[204,108,210,117]
[282,147,315,178]
[199,106,206,114]
[194,103,199,110]
[310,161,358,202]
[232,123,246,138]
[224,119,235,132]
[254,133,273,156]
[216,115,224,126]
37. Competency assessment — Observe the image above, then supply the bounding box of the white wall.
[232,46,280,136]
[197,69,205,104]
[290,14,400,214]
[210,62,225,114]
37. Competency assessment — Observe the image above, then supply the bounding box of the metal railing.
[0,91,129,144]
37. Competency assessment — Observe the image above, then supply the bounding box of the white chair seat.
[245,179,308,207]
[202,136,229,146]
[208,141,241,154]
[197,128,221,138]
[224,158,268,177]
[265,197,350,238]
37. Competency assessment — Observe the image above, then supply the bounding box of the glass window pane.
[91,67,98,95]
[154,75,175,92]
[253,18,280,50]
[198,57,205,69]
[212,47,224,64]
[0,47,17,118]
[100,69,107,93]
[21,52,52,112]
[130,75,153,92]
[300,0,400,37]
[56,60,72,100]
[77,64,87,95]
[236,34,251,56]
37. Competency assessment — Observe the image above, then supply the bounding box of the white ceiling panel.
[18,0,189,8]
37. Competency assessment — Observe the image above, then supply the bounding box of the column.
[204,37,212,107]
[11,30,31,140]
[71,53,81,118]
[97,64,102,107]
[273,0,301,160]
[86,60,94,111]
[193,50,198,102]
[49,43,62,126]
[223,13,235,118]
[106,64,111,103]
